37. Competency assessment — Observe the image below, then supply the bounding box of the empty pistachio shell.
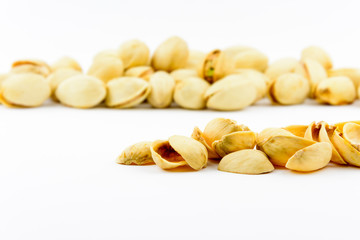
[269,73,310,105]
[118,40,150,69]
[328,68,360,90]
[105,77,150,108]
[213,131,256,157]
[170,69,198,84]
[260,135,315,166]
[150,140,187,169]
[265,58,303,85]
[199,50,235,83]
[0,73,51,107]
[218,149,274,175]
[173,76,209,109]
[334,121,360,133]
[117,141,154,165]
[256,128,295,147]
[332,130,360,167]
[283,125,308,137]
[185,50,206,71]
[11,59,51,77]
[303,59,327,98]
[55,75,106,108]
[342,123,360,151]
[147,71,175,108]
[47,69,81,93]
[301,46,332,70]
[232,49,268,72]
[205,75,257,111]
[231,69,269,98]
[87,57,124,83]
[151,36,189,72]
[316,76,356,105]
[124,66,154,81]
[304,121,320,141]
[51,56,82,72]
[191,126,219,159]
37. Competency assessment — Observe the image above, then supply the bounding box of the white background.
[1,0,360,239]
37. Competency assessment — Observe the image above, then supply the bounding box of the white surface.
[1,0,360,239]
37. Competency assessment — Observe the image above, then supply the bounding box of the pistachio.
[124,66,154,81]
[0,73,50,107]
[218,149,274,175]
[118,40,150,69]
[51,56,82,72]
[173,76,209,109]
[213,131,257,157]
[185,50,206,71]
[256,128,295,147]
[301,46,332,70]
[55,75,106,108]
[331,129,360,167]
[199,50,234,83]
[105,77,150,108]
[93,49,119,61]
[150,135,208,170]
[233,49,268,72]
[229,70,268,100]
[147,71,175,108]
[87,56,124,83]
[11,59,51,77]
[282,125,308,137]
[204,74,257,111]
[303,59,327,98]
[315,76,356,105]
[342,123,360,151]
[46,69,81,95]
[223,46,256,58]
[269,73,310,105]
[151,36,189,72]
[170,69,198,84]
[117,141,154,165]
[265,58,303,85]
[328,68,360,90]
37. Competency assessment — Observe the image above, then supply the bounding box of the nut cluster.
[1,37,359,110]
[117,118,360,174]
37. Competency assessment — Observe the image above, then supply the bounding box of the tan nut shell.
[332,130,360,167]
[199,50,235,83]
[147,71,175,108]
[233,49,268,72]
[218,149,274,175]
[47,69,82,93]
[93,49,119,61]
[105,77,150,108]
[11,59,51,77]
[151,36,189,72]
[328,68,360,90]
[117,141,154,165]
[0,73,11,90]
[231,69,269,99]
[0,73,51,107]
[173,76,209,109]
[301,46,332,70]
[303,59,327,98]
[51,56,82,72]
[87,56,124,83]
[256,128,295,147]
[124,66,154,81]
[213,131,256,157]
[55,75,106,108]
[185,50,206,71]
[150,140,187,169]
[265,58,303,85]
[191,126,219,159]
[342,123,360,151]
[283,125,308,137]
[316,76,356,105]
[118,40,150,69]
[170,69,198,84]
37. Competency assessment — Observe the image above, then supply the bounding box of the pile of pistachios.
[117,118,360,174]
[0,36,359,110]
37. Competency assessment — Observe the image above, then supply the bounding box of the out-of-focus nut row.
[117,118,360,174]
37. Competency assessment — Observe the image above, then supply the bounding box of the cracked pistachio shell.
[170,69,198,84]
[342,123,360,151]
[46,69,82,94]
[218,149,274,175]
[301,46,332,70]
[11,59,51,77]
[117,141,154,165]
[233,49,268,72]
[151,36,189,72]
[51,56,82,72]
[205,75,257,111]
[185,50,206,71]
[283,125,308,137]
[285,142,332,172]
[316,76,356,105]
[231,69,269,98]
[265,58,303,86]
[213,131,257,157]
[334,121,360,133]
[105,77,150,108]
[118,40,150,69]
[332,130,360,167]
[191,126,219,159]
[55,75,106,108]
[303,59,327,98]
[124,66,154,81]
[87,56,124,83]
[147,71,175,108]
[174,76,209,109]
[269,73,309,105]
[199,50,235,83]
[328,68,360,91]
[0,73,50,107]
[256,128,295,147]
[259,135,315,166]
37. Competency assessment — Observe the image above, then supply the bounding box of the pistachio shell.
[105,77,150,108]
[218,149,274,175]
[256,128,295,147]
[342,123,360,151]
[185,50,206,71]
[328,68,360,89]
[303,59,327,98]
[331,131,360,167]
[265,58,302,85]
[0,73,51,107]
[173,76,209,109]
[334,121,360,133]
[0,73,11,90]
[231,69,269,99]
[87,56,124,83]
[51,56,82,72]
[199,50,235,83]
[11,59,51,77]
[147,71,175,108]
[55,75,106,108]
[151,36,189,72]
[124,66,154,81]
[213,131,256,157]
[283,125,308,137]
[316,76,356,105]
[117,141,154,165]
[191,126,219,159]
[301,46,332,70]
[202,118,243,145]
[46,69,82,93]
[304,121,319,141]
[118,40,150,69]
[233,49,268,72]
[269,73,309,105]
[93,49,119,61]
[150,140,187,169]
[170,69,198,84]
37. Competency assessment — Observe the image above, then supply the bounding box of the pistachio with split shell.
[11,59,51,77]
[265,58,303,85]
[218,149,274,174]
[328,68,360,90]
[170,69,198,84]
[124,66,154,81]
[87,56,124,83]
[117,141,154,165]
[185,50,206,71]
[150,135,208,170]
[147,71,175,108]
[256,128,295,147]
[303,59,327,98]
[199,50,235,83]
[315,76,356,105]
[105,77,150,108]
[118,40,150,69]
[301,46,332,70]
[51,56,82,72]
[213,131,257,158]
[151,36,189,72]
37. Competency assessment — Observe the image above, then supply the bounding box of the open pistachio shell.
[285,142,332,172]
[301,46,332,70]
[124,66,153,81]
[265,58,303,85]
[256,128,295,147]
[218,149,274,175]
[315,77,356,105]
[303,59,327,98]
[106,77,150,108]
[147,71,175,108]
[11,59,51,77]
[332,131,360,167]
[304,121,319,141]
[203,118,243,145]
[170,69,198,84]
[51,56,82,72]
[185,50,206,71]
[117,141,154,165]
[118,40,150,69]
[342,123,360,151]
[283,125,308,137]
[150,140,187,169]
[173,76,209,109]
[199,50,235,83]
[191,127,219,159]
[213,131,257,157]
[87,56,124,83]
[334,121,360,133]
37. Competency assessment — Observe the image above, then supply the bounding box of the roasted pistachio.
[185,50,206,71]
[213,131,257,158]
[147,71,175,108]
[51,56,82,72]
[46,69,81,94]
[118,40,150,69]
[303,59,327,98]
[231,69,269,100]
[87,56,124,83]
[199,50,234,83]
[124,66,154,81]
[233,49,268,72]
[328,68,360,90]
[301,46,332,70]
[265,58,303,85]
[315,76,356,105]
[117,141,154,165]
[173,76,209,109]
[11,59,51,77]
[170,69,198,84]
